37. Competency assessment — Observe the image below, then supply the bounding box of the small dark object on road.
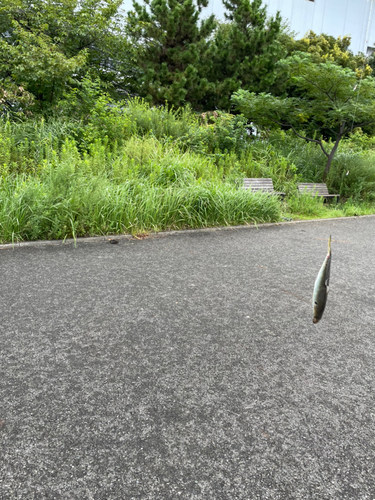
[108,239,119,244]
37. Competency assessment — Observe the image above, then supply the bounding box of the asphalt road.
[1,217,375,500]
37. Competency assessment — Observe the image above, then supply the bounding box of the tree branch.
[301,75,335,104]
[259,115,329,154]
[353,120,375,128]
[288,123,329,156]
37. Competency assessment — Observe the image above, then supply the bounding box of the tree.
[285,31,372,78]
[0,0,131,111]
[127,0,216,108]
[0,24,88,111]
[201,0,286,110]
[232,54,375,179]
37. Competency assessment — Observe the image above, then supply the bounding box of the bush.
[265,129,375,200]
[1,97,375,245]
[0,133,281,243]
[328,151,375,201]
[0,170,281,243]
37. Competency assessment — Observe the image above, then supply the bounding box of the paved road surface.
[1,217,375,499]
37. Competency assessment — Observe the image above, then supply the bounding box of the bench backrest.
[242,178,275,192]
[297,183,330,196]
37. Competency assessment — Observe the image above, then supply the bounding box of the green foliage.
[127,0,216,107]
[284,193,375,219]
[263,129,375,200]
[0,0,131,110]
[0,117,78,174]
[3,99,375,198]
[0,136,281,242]
[208,135,297,194]
[0,21,87,111]
[232,54,375,179]
[265,130,327,182]
[0,112,250,179]
[58,92,253,156]
[1,91,375,245]
[0,81,34,118]
[286,31,372,78]
[285,193,327,218]
[181,112,251,157]
[328,151,375,201]
[202,0,286,110]
[117,99,196,142]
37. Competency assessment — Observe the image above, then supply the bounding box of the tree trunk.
[323,122,346,181]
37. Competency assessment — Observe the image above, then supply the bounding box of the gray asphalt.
[1,217,375,500]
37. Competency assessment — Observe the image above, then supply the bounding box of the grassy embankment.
[1,99,375,243]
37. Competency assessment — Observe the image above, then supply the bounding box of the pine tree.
[127,0,216,107]
[202,0,286,110]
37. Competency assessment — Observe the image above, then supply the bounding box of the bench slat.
[298,184,329,194]
[297,183,339,201]
[240,178,285,198]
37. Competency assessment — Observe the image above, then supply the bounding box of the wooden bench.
[241,178,285,198]
[297,183,340,202]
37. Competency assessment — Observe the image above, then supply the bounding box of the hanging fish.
[312,236,331,324]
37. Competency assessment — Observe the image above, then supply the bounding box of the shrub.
[0,170,281,243]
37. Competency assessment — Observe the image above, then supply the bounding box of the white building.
[120,0,375,56]
[263,0,375,55]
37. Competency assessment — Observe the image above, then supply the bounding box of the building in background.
[120,0,375,55]
[263,0,375,55]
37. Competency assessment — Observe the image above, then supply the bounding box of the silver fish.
[312,236,331,324]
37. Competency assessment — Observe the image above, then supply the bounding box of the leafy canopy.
[0,0,130,111]
[232,54,375,178]
[286,31,372,78]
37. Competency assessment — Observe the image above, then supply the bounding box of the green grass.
[283,194,375,220]
[0,143,281,243]
[1,102,375,243]
[0,178,281,243]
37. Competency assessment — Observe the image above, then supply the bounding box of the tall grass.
[0,172,281,243]
[1,100,375,244]
[0,118,77,174]
[328,152,375,201]
[0,136,281,243]
[267,131,327,182]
